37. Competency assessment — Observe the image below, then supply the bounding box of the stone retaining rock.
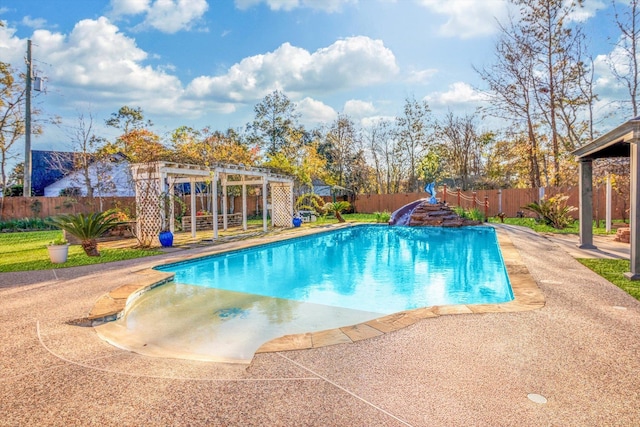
[406,201,481,227]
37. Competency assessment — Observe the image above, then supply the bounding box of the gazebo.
[130,161,295,246]
[572,116,639,280]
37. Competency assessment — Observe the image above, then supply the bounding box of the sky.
[0,0,630,158]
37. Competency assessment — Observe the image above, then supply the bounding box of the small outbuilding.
[572,116,639,280]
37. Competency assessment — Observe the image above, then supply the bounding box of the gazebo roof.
[572,115,640,160]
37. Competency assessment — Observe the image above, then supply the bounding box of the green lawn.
[577,258,640,301]
[488,216,625,235]
[0,230,162,272]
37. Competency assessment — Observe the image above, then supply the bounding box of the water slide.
[388,199,425,226]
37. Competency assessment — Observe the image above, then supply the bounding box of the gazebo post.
[222,174,228,231]
[213,171,219,240]
[625,139,640,279]
[242,176,247,231]
[190,177,196,238]
[578,158,596,249]
[262,178,268,232]
[169,176,175,234]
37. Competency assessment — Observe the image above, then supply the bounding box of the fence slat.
[353,186,629,220]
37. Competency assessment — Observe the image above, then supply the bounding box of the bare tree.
[395,96,433,192]
[476,18,543,188]
[0,62,25,196]
[478,0,590,187]
[321,114,360,189]
[609,0,640,117]
[364,119,405,194]
[49,111,114,198]
[435,112,485,190]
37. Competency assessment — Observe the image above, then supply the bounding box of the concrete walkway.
[1,224,639,426]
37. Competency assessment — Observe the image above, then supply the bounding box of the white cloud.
[186,36,398,102]
[296,97,337,126]
[425,81,489,107]
[0,24,26,65]
[407,68,438,84]
[416,0,507,38]
[143,0,208,33]
[343,99,376,117]
[568,0,607,23]
[235,0,356,13]
[109,0,208,33]
[110,0,151,16]
[29,17,185,112]
[21,16,48,29]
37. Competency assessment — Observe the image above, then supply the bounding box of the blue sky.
[0,0,627,155]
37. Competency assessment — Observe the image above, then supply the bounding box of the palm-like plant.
[45,210,123,257]
[324,201,351,223]
[522,194,576,229]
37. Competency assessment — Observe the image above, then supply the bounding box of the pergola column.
[190,177,196,238]
[241,176,247,231]
[221,174,228,231]
[262,179,268,232]
[212,171,219,240]
[625,139,640,280]
[578,158,596,249]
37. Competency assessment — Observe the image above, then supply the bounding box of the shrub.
[0,217,54,232]
[452,206,467,218]
[522,194,576,229]
[374,211,391,223]
[466,208,484,222]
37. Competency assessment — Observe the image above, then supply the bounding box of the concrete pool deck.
[1,224,639,425]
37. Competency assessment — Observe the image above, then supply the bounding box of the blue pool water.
[97,225,514,362]
[157,225,513,313]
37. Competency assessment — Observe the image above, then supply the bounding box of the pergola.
[130,161,294,246]
[573,115,639,280]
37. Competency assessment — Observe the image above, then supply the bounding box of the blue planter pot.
[292,217,302,227]
[159,230,174,247]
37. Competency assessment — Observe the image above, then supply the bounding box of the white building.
[44,157,134,197]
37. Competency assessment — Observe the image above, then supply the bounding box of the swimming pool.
[96,225,513,362]
[160,225,513,311]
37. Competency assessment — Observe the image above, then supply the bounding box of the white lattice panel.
[270,183,293,227]
[134,178,162,246]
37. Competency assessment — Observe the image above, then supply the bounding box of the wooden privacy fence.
[353,186,630,221]
[0,186,630,222]
[0,196,136,220]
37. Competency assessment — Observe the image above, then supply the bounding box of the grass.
[488,216,625,235]
[0,214,375,273]
[577,258,640,301]
[0,230,162,273]
[3,212,637,305]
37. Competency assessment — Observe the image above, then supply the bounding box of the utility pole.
[24,39,32,198]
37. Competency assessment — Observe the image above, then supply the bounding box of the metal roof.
[572,116,640,160]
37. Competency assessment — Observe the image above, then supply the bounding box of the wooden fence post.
[442,184,447,203]
[472,192,477,209]
[457,189,461,207]
[484,195,489,221]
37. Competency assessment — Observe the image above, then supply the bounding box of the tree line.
[2,0,639,197]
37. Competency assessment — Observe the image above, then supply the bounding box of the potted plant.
[292,212,302,227]
[46,210,123,257]
[47,236,69,264]
[158,229,174,247]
